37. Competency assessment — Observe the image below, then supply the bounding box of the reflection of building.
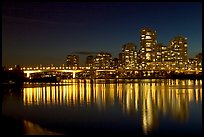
[169,89,190,123]
[23,79,202,134]
[141,84,158,135]
[120,43,138,69]
[94,52,112,69]
[67,55,79,68]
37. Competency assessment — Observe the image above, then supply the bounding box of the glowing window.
[145,36,151,39]
[146,53,151,60]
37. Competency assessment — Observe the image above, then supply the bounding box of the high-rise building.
[154,43,162,62]
[195,53,202,70]
[161,45,168,62]
[139,28,157,63]
[67,55,79,68]
[121,43,138,69]
[168,36,188,70]
[139,28,157,70]
[85,55,94,68]
[188,58,197,70]
[196,53,202,64]
[112,58,119,69]
[94,52,112,69]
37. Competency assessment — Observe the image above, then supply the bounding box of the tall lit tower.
[67,55,79,68]
[94,52,112,69]
[121,43,137,69]
[139,28,157,69]
[86,55,94,67]
[168,36,188,70]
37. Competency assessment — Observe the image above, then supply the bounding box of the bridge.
[19,66,201,79]
[23,67,116,78]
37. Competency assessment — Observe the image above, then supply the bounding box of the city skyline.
[2,2,202,67]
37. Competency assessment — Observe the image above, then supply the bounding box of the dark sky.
[2,2,202,67]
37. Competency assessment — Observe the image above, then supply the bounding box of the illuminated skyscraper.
[154,43,162,62]
[86,55,94,67]
[67,55,79,68]
[118,53,124,69]
[94,52,112,69]
[139,28,157,69]
[121,43,138,69]
[168,36,188,70]
[188,58,197,70]
[196,53,202,64]
[195,53,202,71]
[112,58,119,69]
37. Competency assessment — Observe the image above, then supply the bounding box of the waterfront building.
[139,28,157,69]
[66,55,79,69]
[168,36,188,70]
[154,43,162,62]
[118,53,124,69]
[94,52,112,69]
[112,58,119,69]
[121,43,138,69]
[85,55,94,68]
[188,58,198,71]
[196,53,202,63]
[195,53,202,70]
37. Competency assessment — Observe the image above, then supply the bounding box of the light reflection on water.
[2,79,202,135]
[24,120,63,135]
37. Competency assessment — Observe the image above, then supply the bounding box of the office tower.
[67,55,79,68]
[196,53,202,64]
[94,52,112,69]
[154,43,162,62]
[121,43,138,69]
[195,53,202,70]
[188,58,197,70]
[139,28,157,69]
[118,53,124,69]
[112,58,119,69]
[86,55,94,67]
[168,36,188,70]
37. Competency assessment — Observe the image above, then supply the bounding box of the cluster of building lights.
[65,28,202,73]
[8,28,202,74]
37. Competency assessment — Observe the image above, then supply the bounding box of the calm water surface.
[2,79,202,135]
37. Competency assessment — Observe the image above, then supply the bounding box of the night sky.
[2,2,202,67]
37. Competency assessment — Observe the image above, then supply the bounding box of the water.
[2,79,202,135]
